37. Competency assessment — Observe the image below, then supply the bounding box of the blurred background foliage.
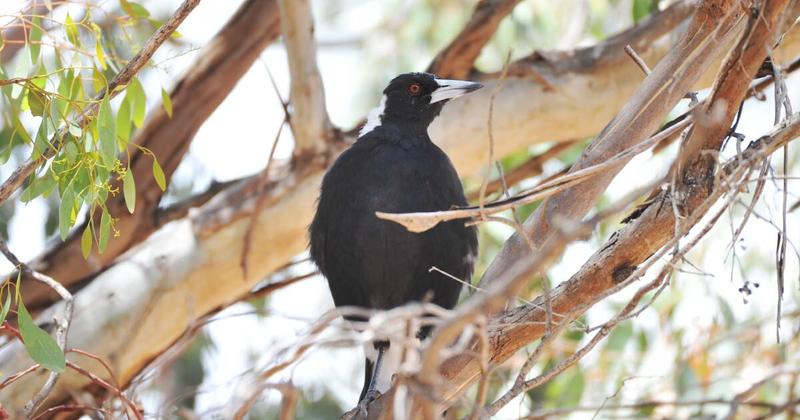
[1,0,799,418]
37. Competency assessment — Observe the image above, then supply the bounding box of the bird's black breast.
[309,129,477,317]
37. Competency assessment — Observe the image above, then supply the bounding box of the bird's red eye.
[408,83,422,96]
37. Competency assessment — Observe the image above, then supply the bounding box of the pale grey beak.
[430,78,483,103]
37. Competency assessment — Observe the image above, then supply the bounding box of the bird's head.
[360,72,483,136]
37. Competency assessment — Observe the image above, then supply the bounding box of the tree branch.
[0,0,201,208]
[426,0,523,79]
[278,0,333,155]
[476,0,747,289]
[5,0,800,410]
[21,0,282,311]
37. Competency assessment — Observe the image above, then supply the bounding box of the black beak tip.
[469,82,484,92]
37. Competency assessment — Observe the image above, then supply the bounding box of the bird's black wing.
[309,131,477,318]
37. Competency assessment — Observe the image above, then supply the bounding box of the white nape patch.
[359,95,387,137]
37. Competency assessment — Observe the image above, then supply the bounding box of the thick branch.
[477,0,746,289]
[439,0,799,407]
[5,1,800,409]
[279,0,332,154]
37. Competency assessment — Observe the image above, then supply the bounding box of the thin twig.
[478,50,512,216]
[724,369,799,420]
[66,361,142,420]
[240,120,286,277]
[624,44,652,75]
[377,116,694,232]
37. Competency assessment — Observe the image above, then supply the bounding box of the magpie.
[309,72,481,409]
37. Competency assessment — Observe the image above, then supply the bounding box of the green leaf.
[95,40,107,70]
[117,94,132,150]
[98,208,111,253]
[98,96,116,165]
[558,368,585,407]
[92,67,106,94]
[28,89,48,117]
[20,175,55,202]
[64,14,80,46]
[0,293,11,326]
[58,188,75,240]
[31,64,48,90]
[29,15,42,64]
[64,141,79,163]
[605,321,633,352]
[632,0,656,22]
[152,158,166,191]
[161,88,172,118]
[128,78,146,127]
[17,297,65,373]
[120,0,151,19]
[123,169,136,213]
[32,121,51,160]
[718,297,735,327]
[81,224,92,259]
[637,330,649,352]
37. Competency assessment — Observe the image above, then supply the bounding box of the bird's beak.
[430,78,483,103]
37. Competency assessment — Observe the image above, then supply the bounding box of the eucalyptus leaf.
[123,169,136,213]
[17,297,65,373]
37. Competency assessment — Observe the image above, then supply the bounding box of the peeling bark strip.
[4,0,800,412]
[21,0,282,311]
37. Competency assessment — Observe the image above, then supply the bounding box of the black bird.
[309,72,481,408]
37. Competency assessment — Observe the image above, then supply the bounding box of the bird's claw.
[357,390,382,418]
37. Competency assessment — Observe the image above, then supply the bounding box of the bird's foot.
[357,390,382,418]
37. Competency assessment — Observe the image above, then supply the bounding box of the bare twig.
[524,398,786,419]
[377,116,693,232]
[241,120,286,277]
[724,369,799,420]
[482,173,719,417]
[17,0,284,315]
[66,361,142,420]
[771,57,792,341]
[465,141,577,202]
[624,44,652,74]
[478,51,512,216]
[477,0,746,291]
[0,0,67,63]
[409,174,658,417]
